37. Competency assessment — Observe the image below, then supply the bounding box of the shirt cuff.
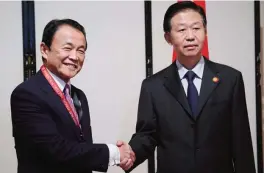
[107,144,120,166]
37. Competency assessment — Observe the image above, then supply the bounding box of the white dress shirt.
[46,69,120,166]
[176,57,205,96]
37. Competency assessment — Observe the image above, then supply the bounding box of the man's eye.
[63,47,71,50]
[178,29,185,32]
[78,50,85,54]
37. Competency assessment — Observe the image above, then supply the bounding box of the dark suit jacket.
[10,71,109,173]
[128,59,256,173]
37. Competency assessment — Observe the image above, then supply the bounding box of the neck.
[177,55,201,70]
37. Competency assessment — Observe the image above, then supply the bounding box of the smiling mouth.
[64,63,77,69]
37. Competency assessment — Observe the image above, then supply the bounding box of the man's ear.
[40,42,49,61]
[164,32,172,45]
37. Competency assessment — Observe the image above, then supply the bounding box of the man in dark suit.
[120,1,256,173]
[10,19,134,173]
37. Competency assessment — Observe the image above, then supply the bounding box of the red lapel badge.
[212,77,219,83]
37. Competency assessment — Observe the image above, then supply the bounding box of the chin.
[66,74,77,79]
[184,54,198,57]
[59,73,76,82]
[185,51,201,56]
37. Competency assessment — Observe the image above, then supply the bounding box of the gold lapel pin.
[212,77,219,83]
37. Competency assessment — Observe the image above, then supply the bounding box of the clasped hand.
[116,140,136,171]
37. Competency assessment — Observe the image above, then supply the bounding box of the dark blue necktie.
[184,71,198,116]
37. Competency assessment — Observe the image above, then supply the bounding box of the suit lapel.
[36,71,81,138]
[163,63,193,119]
[163,59,221,120]
[196,60,220,118]
[71,86,91,142]
[72,89,83,120]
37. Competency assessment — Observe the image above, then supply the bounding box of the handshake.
[116,140,136,171]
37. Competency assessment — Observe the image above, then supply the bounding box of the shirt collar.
[176,56,205,80]
[46,68,71,92]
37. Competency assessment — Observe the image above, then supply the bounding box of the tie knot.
[64,84,71,95]
[184,71,196,82]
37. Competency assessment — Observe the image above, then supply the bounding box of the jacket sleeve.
[231,72,256,173]
[128,80,158,172]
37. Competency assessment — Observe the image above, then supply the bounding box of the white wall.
[152,1,257,172]
[0,1,23,173]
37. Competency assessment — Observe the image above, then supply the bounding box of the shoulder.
[142,63,176,85]
[206,59,242,80]
[11,71,42,97]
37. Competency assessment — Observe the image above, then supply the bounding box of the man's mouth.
[184,45,197,50]
[64,63,77,69]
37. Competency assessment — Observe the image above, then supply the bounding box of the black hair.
[163,1,207,32]
[41,18,87,50]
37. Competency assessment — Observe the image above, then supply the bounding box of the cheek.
[196,32,206,43]
[46,55,58,66]
[78,58,85,66]
[60,51,69,58]
[54,50,68,60]
[53,58,63,67]
[172,36,185,46]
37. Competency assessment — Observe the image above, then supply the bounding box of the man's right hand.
[116,140,135,171]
